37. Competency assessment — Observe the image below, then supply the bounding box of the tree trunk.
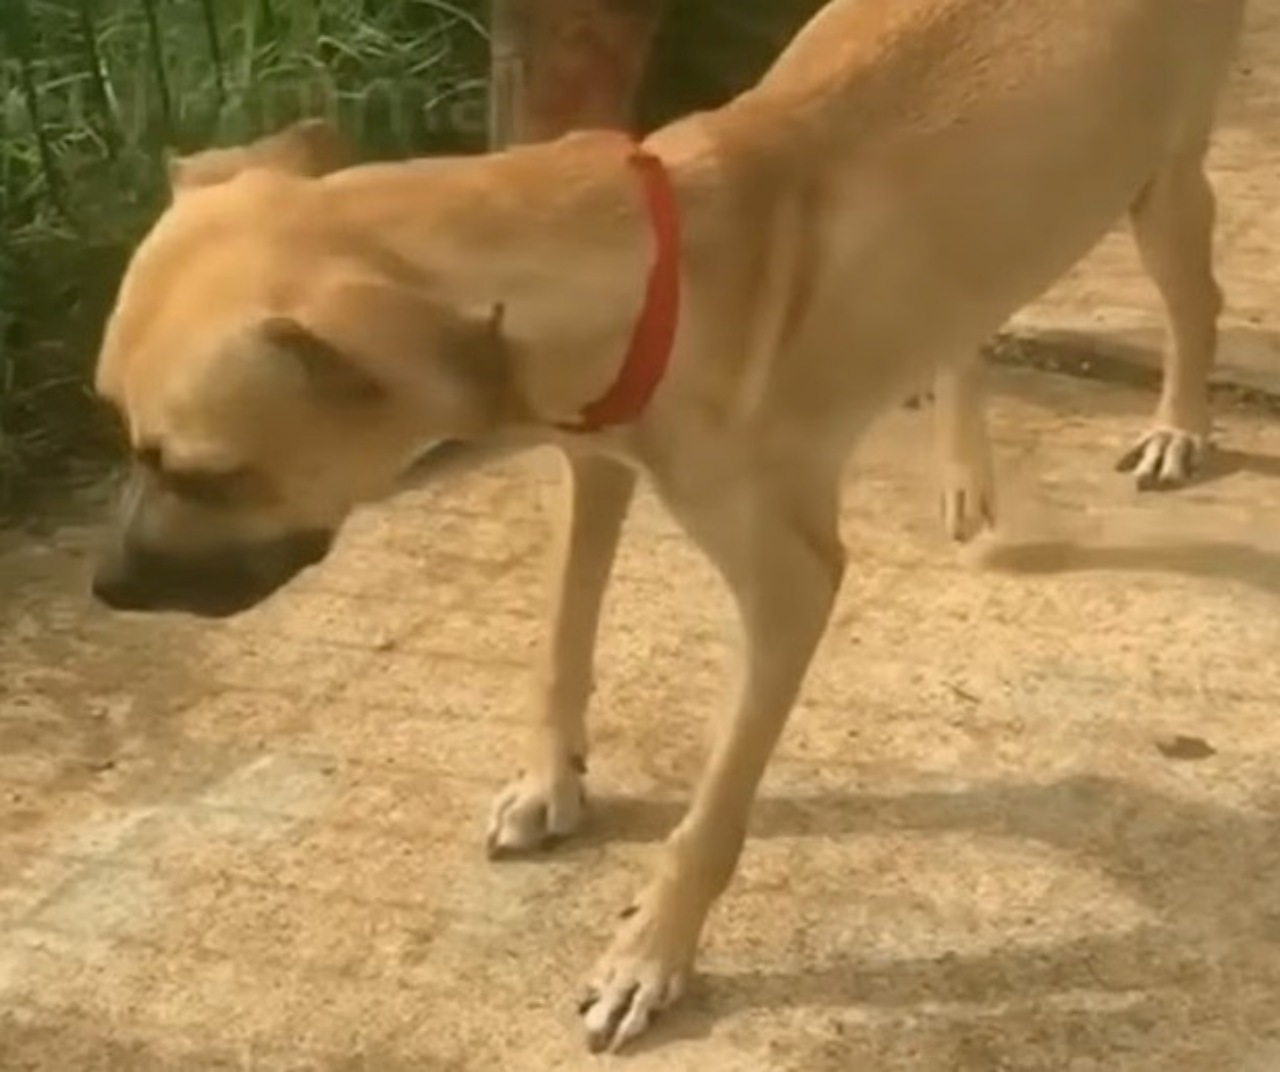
[490,0,669,146]
[488,0,828,147]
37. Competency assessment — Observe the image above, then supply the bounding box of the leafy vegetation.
[0,0,489,514]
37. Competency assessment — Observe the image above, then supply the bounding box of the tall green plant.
[0,0,491,515]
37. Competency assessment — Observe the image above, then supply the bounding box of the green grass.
[0,0,490,517]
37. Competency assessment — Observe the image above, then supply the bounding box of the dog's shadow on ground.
[960,493,1280,600]
[574,525,1280,1057]
[976,533,1280,598]
[1178,445,1280,486]
[592,777,1280,1062]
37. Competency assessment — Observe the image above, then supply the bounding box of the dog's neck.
[321,131,709,434]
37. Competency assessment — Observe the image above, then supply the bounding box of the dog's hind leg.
[1117,138,1224,490]
[487,452,636,857]
[579,457,844,1051]
[934,350,996,542]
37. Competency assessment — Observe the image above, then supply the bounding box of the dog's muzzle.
[92,529,333,618]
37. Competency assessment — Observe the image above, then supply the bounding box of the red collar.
[558,144,682,434]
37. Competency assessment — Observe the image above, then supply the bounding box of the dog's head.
[91,120,517,618]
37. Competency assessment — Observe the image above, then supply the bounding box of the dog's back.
[693,0,1246,421]
[760,0,1243,131]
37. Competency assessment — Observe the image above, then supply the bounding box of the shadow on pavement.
[616,776,1280,1067]
[977,534,1280,599]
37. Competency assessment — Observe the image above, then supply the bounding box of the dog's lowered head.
[91,119,518,618]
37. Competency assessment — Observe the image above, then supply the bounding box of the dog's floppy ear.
[257,280,520,435]
[168,118,353,195]
[258,316,387,406]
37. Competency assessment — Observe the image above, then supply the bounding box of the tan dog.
[92,0,1245,1052]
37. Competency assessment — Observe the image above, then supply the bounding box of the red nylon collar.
[558,144,681,434]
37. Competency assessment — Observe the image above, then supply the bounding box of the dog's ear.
[258,316,387,406]
[257,282,519,435]
[168,118,353,195]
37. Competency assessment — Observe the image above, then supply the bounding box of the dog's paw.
[1116,427,1209,490]
[940,463,996,542]
[485,762,586,858]
[578,892,695,1053]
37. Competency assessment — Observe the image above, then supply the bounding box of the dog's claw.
[486,766,586,857]
[579,890,694,1053]
[582,983,641,1053]
[1117,427,1208,490]
[581,969,686,1054]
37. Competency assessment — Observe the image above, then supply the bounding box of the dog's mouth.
[92,529,334,619]
[90,440,511,619]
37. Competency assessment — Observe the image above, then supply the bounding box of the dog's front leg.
[579,463,844,1052]
[934,351,997,542]
[487,452,636,856]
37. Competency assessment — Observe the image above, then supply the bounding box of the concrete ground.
[4,5,1280,1071]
